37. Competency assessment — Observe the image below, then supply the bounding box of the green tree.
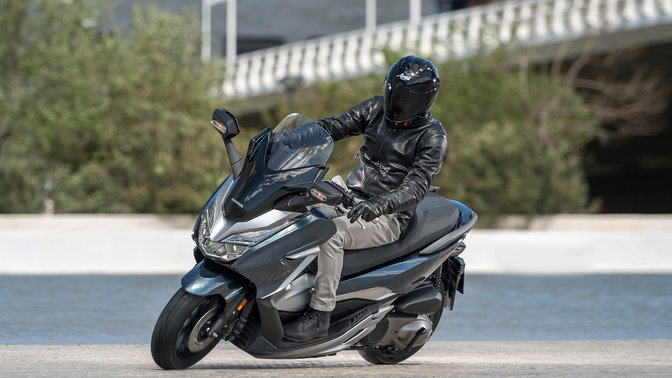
[0,0,44,211]
[0,1,238,213]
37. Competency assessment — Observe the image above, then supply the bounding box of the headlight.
[197,215,300,262]
[205,199,218,229]
[192,198,220,243]
[198,217,244,262]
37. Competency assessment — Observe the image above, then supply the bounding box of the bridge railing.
[223,0,672,99]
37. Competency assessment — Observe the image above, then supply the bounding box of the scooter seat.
[308,192,460,277]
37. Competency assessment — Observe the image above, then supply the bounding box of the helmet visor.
[384,82,436,122]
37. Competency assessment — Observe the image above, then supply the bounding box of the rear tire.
[358,292,444,365]
[358,344,425,365]
[151,288,224,369]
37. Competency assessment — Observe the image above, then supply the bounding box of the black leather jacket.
[316,96,448,231]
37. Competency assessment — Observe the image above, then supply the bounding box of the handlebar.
[278,180,379,228]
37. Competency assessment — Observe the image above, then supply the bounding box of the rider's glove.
[347,199,384,223]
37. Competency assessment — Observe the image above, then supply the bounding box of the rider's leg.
[283,213,401,341]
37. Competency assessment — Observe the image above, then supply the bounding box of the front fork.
[205,291,250,339]
[182,259,251,339]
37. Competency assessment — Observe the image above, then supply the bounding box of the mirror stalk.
[223,137,244,179]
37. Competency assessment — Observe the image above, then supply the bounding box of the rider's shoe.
[282,307,331,341]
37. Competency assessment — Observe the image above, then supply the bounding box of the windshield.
[267,113,333,171]
[221,113,333,221]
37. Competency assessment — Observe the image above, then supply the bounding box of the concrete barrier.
[0,215,196,274]
[1,214,671,274]
[467,230,672,274]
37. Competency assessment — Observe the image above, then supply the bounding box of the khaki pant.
[309,177,402,312]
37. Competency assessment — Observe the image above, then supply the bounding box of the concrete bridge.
[222,0,672,99]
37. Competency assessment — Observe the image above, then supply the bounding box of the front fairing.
[190,114,337,284]
[193,113,334,243]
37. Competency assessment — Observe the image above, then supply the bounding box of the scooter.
[151,109,477,369]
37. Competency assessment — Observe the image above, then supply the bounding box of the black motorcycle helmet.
[383,56,440,125]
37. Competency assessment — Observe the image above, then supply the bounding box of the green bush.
[0,1,241,213]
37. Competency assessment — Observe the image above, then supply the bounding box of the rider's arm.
[315,96,380,141]
[371,127,448,214]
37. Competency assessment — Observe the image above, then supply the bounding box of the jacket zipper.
[361,128,394,192]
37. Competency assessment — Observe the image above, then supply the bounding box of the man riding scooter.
[282,55,448,341]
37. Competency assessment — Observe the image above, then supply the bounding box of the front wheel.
[151,288,225,369]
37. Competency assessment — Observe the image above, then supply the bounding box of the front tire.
[151,288,224,369]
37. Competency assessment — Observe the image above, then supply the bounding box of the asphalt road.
[1,340,670,377]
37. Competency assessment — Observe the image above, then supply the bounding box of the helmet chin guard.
[383,56,440,125]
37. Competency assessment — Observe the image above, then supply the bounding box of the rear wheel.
[358,295,444,365]
[151,288,225,369]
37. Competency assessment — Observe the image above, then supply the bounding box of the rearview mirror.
[211,109,240,138]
